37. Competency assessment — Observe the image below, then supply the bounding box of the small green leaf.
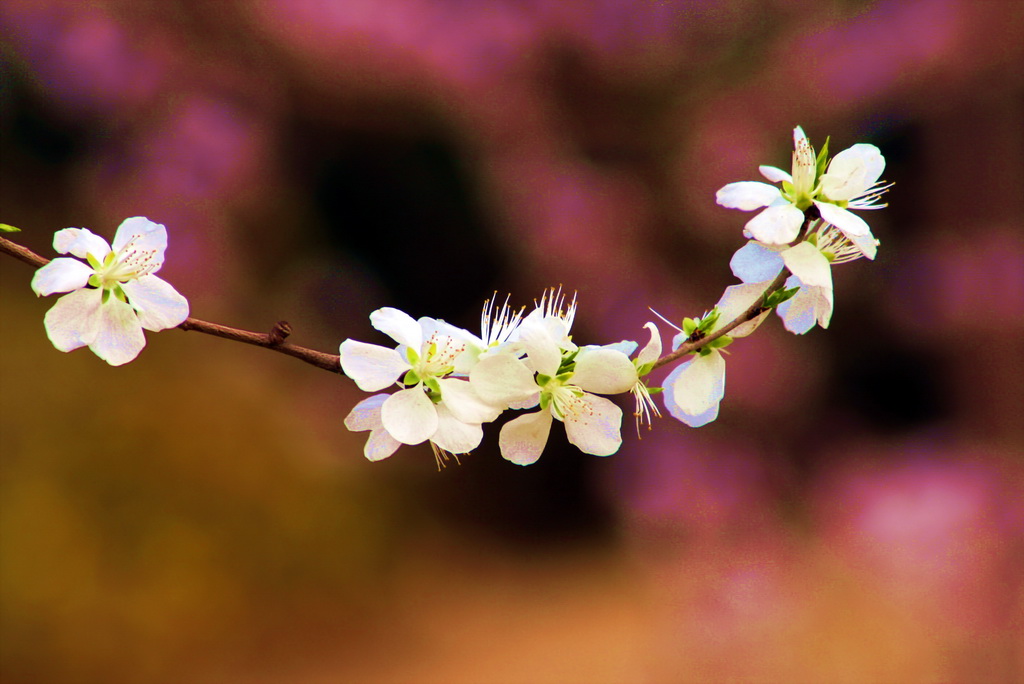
[707,335,733,350]
[815,136,830,180]
[682,318,697,336]
[0,223,21,233]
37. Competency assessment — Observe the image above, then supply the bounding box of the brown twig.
[650,212,815,371]
[0,235,342,374]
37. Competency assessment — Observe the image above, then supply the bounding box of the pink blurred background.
[1,1,1022,682]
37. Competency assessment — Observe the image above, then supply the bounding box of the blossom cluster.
[22,126,888,466]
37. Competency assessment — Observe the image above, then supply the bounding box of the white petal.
[715,282,772,338]
[730,241,784,284]
[498,410,552,466]
[814,201,870,238]
[777,276,833,334]
[339,339,410,391]
[758,165,792,183]
[573,348,637,395]
[89,297,147,366]
[31,258,93,296]
[42,288,103,352]
[716,182,781,211]
[673,401,720,428]
[821,144,884,201]
[53,228,110,259]
[111,217,167,263]
[438,378,502,423]
[517,321,562,377]
[381,387,438,445]
[663,351,725,417]
[121,275,189,331]
[344,394,388,432]
[847,229,879,261]
[369,307,422,350]
[636,323,662,367]
[562,394,622,456]
[745,202,805,244]
[431,404,484,454]
[469,354,538,407]
[782,241,833,289]
[364,429,401,462]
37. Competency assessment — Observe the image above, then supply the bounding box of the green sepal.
[88,274,101,288]
[86,253,102,270]
[101,288,111,304]
[635,361,655,377]
[646,386,663,395]
[405,347,420,365]
[815,136,830,181]
[402,369,420,386]
[0,223,21,233]
[781,180,795,196]
[113,285,128,303]
[539,393,552,412]
[805,232,819,247]
[555,371,574,384]
[682,318,697,336]
[423,376,442,397]
[764,286,800,309]
[706,335,733,350]
[536,373,551,387]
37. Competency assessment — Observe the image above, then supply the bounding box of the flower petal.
[438,378,502,423]
[53,228,110,259]
[381,387,438,445]
[562,394,622,456]
[782,241,832,289]
[121,275,189,331]
[370,307,422,350]
[42,288,102,352]
[111,217,167,266]
[339,339,410,391]
[31,258,93,296]
[716,282,772,338]
[431,403,484,454]
[344,394,388,432]
[745,202,804,244]
[820,144,884,201]
[572,347,637,395]
[663,351,725,418]
[636,322,662,367]
[758,165,792,183]
[89,297,147,366]
[469,354,539,407]
[814,201,870,238]
[498,410,552,466]
[730,240,784,284]
[776,275,834,333]
[517,320,562,377]
[364,428,402,462]
[716,182,781,211]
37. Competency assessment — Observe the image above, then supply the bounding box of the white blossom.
[30,217,189,366]
[339,308,501,464]
[717,127,889,245]
[469,302,634,465]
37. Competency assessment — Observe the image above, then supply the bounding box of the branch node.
[268,320,292,346]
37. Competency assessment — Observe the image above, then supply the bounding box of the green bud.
[815,136,830,181]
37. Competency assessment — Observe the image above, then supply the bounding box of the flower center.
[416,334,465,379]
[92,239,158,289]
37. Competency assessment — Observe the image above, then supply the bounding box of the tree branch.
[0,235,342,374]
[650,212,816,371]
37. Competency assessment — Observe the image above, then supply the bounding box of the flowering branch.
[3,126,890,466]
[0,234,342,374]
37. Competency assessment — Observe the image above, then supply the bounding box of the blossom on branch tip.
[716,127,889,245]
[29,217,189,366]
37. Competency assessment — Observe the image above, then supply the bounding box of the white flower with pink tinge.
[30,217,189,366]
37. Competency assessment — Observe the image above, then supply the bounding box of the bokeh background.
[2,1,1023,682]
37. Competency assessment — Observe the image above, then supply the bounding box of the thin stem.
[650,213,815,371]
[0,235,342,375]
